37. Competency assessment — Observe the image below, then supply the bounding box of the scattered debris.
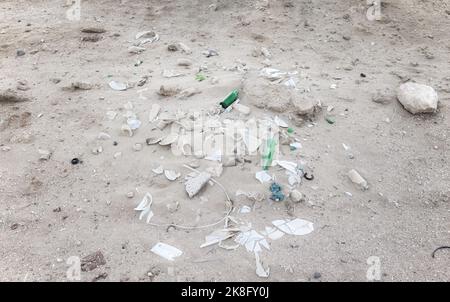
[177,58,192,67]
[109,81,127,91]
[151,242,182,261]
[235,229,270,253]
[431,246,450,258]
[152,165,164,175]
[38,149,52,161]
[202,49,219,57]
[167,44,178,51]
[164,170,181,181]
[81,251,106,272]
[0,89,29,103]
[135,31,159,45]
[71,81,94,90]
[255,171,272,184]
[178,42,192,54]
[348,169,368,190]
[272,218,314,236]
[200,228,240,248]
[185,172,211,198]
[158,84,181,97]
[290,190,304,203]
[195,73,206,81]
[255,251,270,278]
[81,27,106,33]
[134,193,154,223]
[269,183,285,201]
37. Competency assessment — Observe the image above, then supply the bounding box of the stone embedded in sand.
[81,251,106,272]
[291,96,317,116]
[71,81,94,90]
[185,172,211,198]
[372,90,394,104]
[396,82,438,114]
[243,78,291,112]
[177,58,192,67]
[179,87,200,98]
[290,190,304,203]
[0,89,30,103]
[158,85,181,97]
[81,27,106,34]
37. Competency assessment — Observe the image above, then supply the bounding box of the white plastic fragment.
[152,165,164,175]
[274,116,288,128]
[106,111,117,120]
[283,77,297,88]
[204,149,222,162]
[290,142,302,149]
[274,160,298,175]
[148,104,161,122]
[127,118,141,130]
[151,242,182,261]
[255,251,270,278]
[178,42,192,54]
[233,103,251,115]
[135,31,159,41]
[109,80,127,91]
[134,192,154,223]
[259,68,287,81]
[121,124,133,137]
[255,171,272,184]
[235,230,270,253]
[97,132,111,140]
[164,170,180,181]
[262,226,285,240]
[38,149,51,161]
[239,206,252,214]
[200,229,239,248]
[159,133,178,146]
[272,218,314,236]
[185,172,211,198]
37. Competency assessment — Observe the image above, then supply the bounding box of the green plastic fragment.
[195,73,206,81]
[325,116,335,124]
[262,138,277,170]
[287,127,294,134]
[220,89,239,109]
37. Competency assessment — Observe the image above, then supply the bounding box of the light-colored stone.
[290,190,304,203]
[177,58,192,67]
[291,96,317,116]
[396,82,438,114]
[348,169,368,190]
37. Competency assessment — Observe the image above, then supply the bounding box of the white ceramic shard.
[272,218,314,236]
[109,80,127,91]
[164,170,180,181]
[151,242,182,261]
[159,133,178,146]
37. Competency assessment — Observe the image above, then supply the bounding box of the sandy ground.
[0,0,449,282]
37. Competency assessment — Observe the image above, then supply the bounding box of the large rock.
[291,95,317,116]
[243,78,317,115]
[396,82,438,114]
[242,78,291,112]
